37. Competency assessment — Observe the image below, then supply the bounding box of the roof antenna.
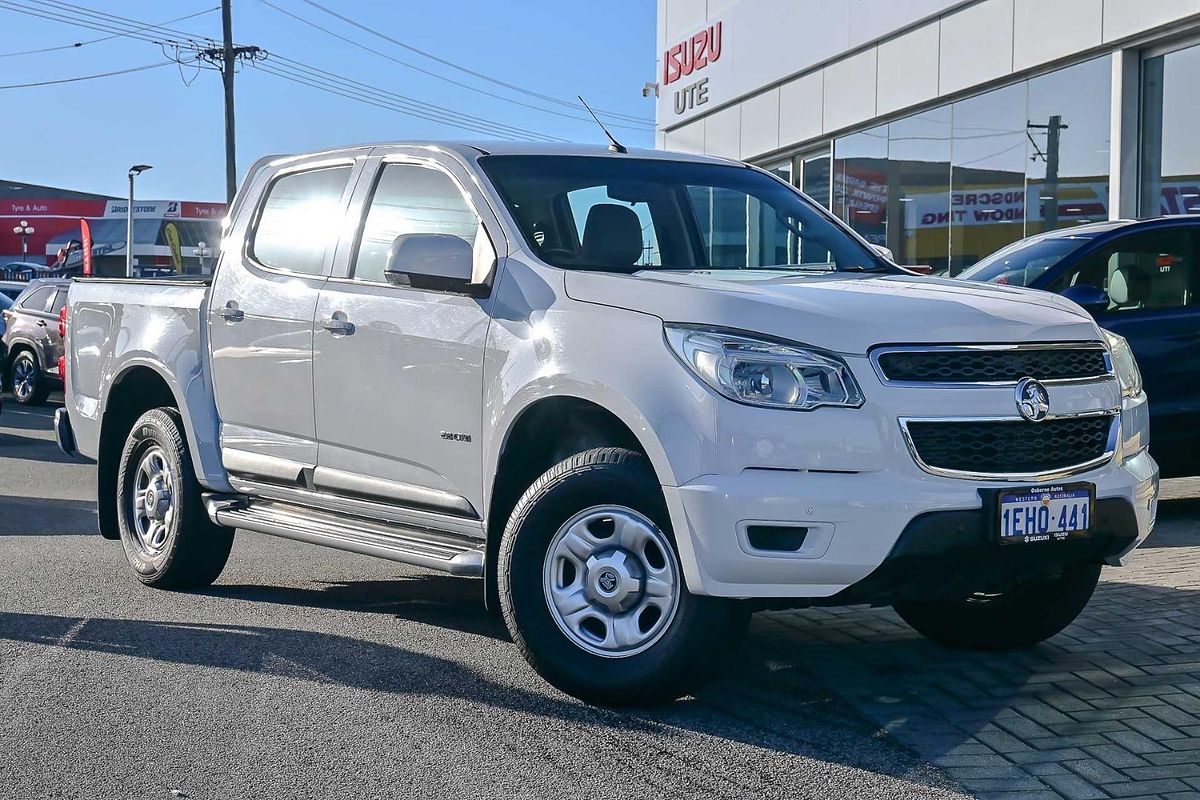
[578,95,627,154]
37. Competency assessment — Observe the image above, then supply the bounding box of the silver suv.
[3,278,69,405]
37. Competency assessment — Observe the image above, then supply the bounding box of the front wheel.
[115,408,234,589]
[893,562,1101,650]
[499,447,748,706]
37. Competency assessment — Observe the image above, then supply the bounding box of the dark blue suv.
[960,216,1200,478]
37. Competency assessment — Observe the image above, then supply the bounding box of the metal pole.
[1044,115,1062,230]
[126,171,135,278]
[221,0,237,205]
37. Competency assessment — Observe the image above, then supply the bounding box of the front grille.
[877,347,1110,384]
[905,416,1113,476]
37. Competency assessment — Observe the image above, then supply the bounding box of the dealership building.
[1,181,225,276]
[655,0,1200,273]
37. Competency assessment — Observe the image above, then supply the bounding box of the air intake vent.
[746,525,809,552]
[876,347,1110,384]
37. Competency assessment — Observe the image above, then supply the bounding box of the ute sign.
[663,21,723,117]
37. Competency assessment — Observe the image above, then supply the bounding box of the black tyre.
[499,447,748,706]
[893,562,1101,650]
[9,349,49,405]
[115,408,233,589]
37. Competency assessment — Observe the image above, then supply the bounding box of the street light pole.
[193,240,212,274]
[126,165,152,277]
[12,220,34,263]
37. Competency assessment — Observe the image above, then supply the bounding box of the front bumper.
[665,448,1157,599]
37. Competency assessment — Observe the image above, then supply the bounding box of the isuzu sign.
[663,21,723,116]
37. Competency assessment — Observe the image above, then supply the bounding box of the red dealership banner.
[80,219,93,277]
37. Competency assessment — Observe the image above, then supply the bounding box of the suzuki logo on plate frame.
[1015,377,1050,422]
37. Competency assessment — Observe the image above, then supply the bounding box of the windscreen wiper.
[839,264,890,273]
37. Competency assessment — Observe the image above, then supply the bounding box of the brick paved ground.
[756,480,1200,800]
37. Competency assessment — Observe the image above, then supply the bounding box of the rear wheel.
[9,350,49,405]
[115,408,233,589]
[499,447,748,705]
[893,563,1101,650]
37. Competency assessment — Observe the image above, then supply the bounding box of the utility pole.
[221,0,236,205]
[1028,115,1067,230]
[200,1,264,205]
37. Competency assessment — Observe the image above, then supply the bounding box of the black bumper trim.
[817,495,1140,608]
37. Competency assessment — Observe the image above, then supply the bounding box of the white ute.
[55,143,1159,704]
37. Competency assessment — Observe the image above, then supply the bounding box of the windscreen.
[958,236,1090,286]
[479,155,889,274]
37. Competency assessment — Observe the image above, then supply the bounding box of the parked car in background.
[0,281,28,301]
[2,278,69,405]
[958,216,1200,477]
[1,262,58,281]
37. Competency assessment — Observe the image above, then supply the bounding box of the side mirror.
[871,244,895,262]
[384,233,475,293]
[1061,283,1110,314]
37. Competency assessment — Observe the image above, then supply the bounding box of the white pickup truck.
[56,142,1159,705]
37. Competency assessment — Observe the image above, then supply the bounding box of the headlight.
[665,325,864,410]
[1102,329,1143,399]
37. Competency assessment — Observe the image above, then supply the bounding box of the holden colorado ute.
[55,143,1159,705]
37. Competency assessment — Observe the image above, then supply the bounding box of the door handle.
[322,314,355,335]
[216,302,244,322]
[36,320,47,327]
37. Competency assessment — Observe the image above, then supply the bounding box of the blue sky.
[0,1,657,202]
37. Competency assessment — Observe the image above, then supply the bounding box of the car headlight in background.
[1102,329,1143,399]
[665,325,864,410]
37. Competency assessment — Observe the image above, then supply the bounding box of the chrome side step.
[204,495,484,577]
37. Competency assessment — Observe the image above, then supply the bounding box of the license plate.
[997,483,1093,545]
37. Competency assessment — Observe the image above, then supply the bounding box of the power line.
[260,54,568,141]
[253,63,531,140]
[0,60,173,89]
[33,0,218,44]
[0,1,205,48]
[0,0,571,142]
[295,0,652,126]
[0,6,218,57]
[256,0,652,133]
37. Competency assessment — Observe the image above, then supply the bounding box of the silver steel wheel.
[131,445,177,557]
[543,505,681,659]
[11,355,35,402]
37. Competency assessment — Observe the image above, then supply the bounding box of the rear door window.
[251,165,353,276]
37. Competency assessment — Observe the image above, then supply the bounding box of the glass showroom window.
[799,148,832,210]
[830,56,1111,274]
[888,108,952,271]
[948,82,1027,275]
[797,147,833,263]
[833,125,888,248]
[1026,57,1111,236]
[1141,43,1200,216]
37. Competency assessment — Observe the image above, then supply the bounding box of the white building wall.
[658,0,1200,162]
